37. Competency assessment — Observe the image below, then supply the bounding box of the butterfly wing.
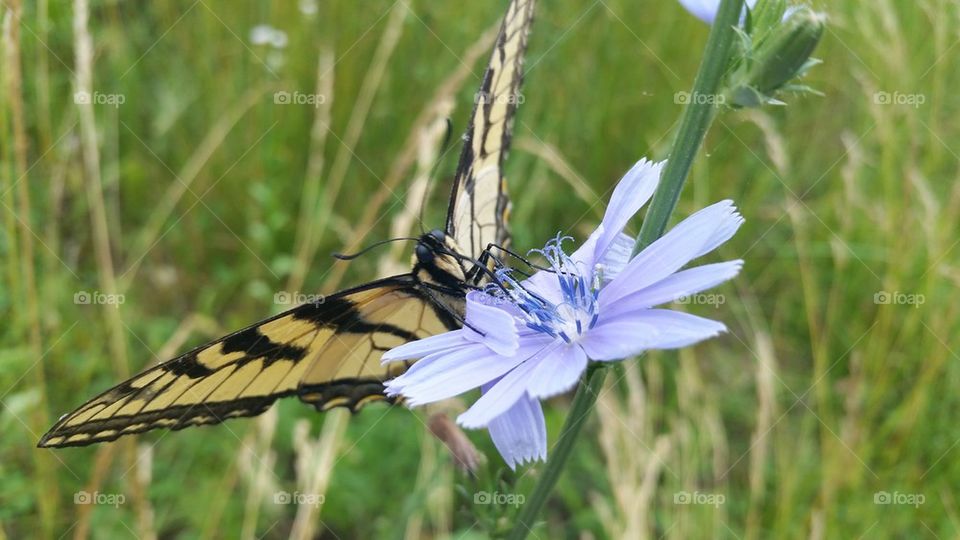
[38,276,460,448]
[40,0,537,449]
[446,0,536,260]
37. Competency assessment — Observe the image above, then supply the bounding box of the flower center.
[487,235,599,343]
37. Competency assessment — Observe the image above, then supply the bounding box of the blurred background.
[1,0,957,538]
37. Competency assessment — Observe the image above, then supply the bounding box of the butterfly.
[39,0,536,448]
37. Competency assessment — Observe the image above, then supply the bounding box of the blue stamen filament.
[486,234,600,344]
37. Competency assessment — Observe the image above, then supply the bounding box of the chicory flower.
[383,158,743,469]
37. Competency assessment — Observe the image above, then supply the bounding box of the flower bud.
[747,7,825,95]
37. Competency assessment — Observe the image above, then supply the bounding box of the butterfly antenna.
[333,237,420,261]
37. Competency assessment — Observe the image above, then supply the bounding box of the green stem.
[635,0,744,252]
[506,1,744,538]
[506,366,609,540]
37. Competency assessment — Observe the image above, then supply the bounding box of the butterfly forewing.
[446,0,535,261]
[39,278,458,447]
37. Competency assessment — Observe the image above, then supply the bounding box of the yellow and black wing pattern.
[39,277,458,448]
[39,0,535,449]
[446,0,536,260]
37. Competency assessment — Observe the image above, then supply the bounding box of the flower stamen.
[486,234,601,343]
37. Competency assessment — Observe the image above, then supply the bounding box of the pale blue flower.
[678,0,757,24]
[383,158,744,469]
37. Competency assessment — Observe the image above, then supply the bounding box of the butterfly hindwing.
[38,277,460,448]
[297,281,460,411]
[446,0,536,260]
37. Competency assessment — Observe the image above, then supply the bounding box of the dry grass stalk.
[288,48,335,292]
[746,331,778,539]
[238,407,279,540]
[404,417,454,540]
[377,112,451,277]
[72,1,156,535]
[135,444,158,540]
[3,0,59,534]
[739,110,790,175]
[595,361,673,540]
[289,411,348,540]
[304,1,407,293]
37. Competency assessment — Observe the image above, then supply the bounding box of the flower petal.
[596,232,635,283]
[486,393,547,470]
[386,347,515,405]
[593,158,663,261]
[381,330,468,363]
[678,0,757,24]
[602,260,743,320]
[462,290,519,356]
[457,340,561,428]
[522,268,565,306]
[525,344,587,399]
[569,229,601,272]
[624,309,728,349]
[578,318,660,361]
[678,0,720,22]
[387,335,553,406]
[565,159,662,272]
[587,309,727,352]
[524,160,662,297]
[601,200,742,306]
[695,210,745,259]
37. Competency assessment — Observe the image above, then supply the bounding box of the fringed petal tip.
[384,380,432,408]
[504,452,546,471]
[486,395,547,470]
[383,382,402,398]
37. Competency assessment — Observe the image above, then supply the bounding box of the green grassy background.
[2,0,958,538]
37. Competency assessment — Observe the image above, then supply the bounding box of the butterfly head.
[415,230,446,264]
[415,230,468,289]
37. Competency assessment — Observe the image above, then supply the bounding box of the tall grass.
[1,0,957,538]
